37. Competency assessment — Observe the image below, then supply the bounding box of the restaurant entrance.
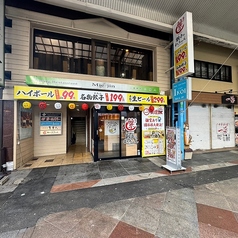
[92,106,141,161]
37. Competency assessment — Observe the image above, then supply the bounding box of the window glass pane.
[194,61,201,77]
[201,62,207,78]
[59,40,67,47]
[220,66,226,81]
[95,41,107,76]
[33,29,153,80]
[42,38,51,45]
[110,43,153,80]
[208,63,214,78]
[36,44,44,51]
[51,39,59,46]
[226,67,231,81]
[53,46,60,53]
[45,45,53,53]
[214,65,220,80]
[193,60,231,82]
[35,36,42,44]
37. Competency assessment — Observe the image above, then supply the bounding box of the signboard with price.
[78,90,126,103]
[173,12,194,79]
[14,86,167,105]
[14,86,78,101]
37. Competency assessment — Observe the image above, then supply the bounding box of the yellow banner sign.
[127,93,167,105]
[14,86,78,101]
[14,86,167,105]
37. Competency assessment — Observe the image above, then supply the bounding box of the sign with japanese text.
[173,12,194,79]
[172,77,192,103]
[14,86,167,105]
[14,86,78,101]
[216,122,230,141]
[221,95,237,105]
[79,90,127,103]
[127,93,167,105]
[166,127,177,164]
[40,112,62,135]
[25,75,160,94]
[162,126,185,172]
[123,118,138,146]
[141,106,165,157]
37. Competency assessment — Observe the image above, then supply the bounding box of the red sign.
[125,118,137,132]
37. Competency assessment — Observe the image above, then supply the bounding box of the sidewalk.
[0,150,238,237]
[2,149,238,194]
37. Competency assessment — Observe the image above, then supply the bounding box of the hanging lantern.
[22,101,31,109]
[82,103,89,111]
[149,105,154,112]
[107,104,113,110]
[129,105,134,111]
[68,103,76,110]
[94,104,101,110]
[139,105,144,111]
[54,102,62,110]
[39,101,47,110]
[118,104,124,111]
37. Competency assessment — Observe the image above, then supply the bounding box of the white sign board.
[162,127,185,172]
[173,12,194,79]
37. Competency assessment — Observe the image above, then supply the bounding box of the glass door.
[97,113,120,159]
[92,107,141,161]
[121,111,141,157]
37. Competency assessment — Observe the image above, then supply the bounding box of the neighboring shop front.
[188,92,236,150]
[14,76,167,166]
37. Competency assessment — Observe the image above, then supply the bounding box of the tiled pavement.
[1,150,238,237]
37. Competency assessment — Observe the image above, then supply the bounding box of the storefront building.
[14,77,167,166]
[2,1,238,170]
[1,2,171,169]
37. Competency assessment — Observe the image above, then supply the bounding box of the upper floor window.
[33,29,153,81]
[192,60,232,82]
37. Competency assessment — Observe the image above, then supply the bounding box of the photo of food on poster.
[166,127,177,164]
[141,106,165,157]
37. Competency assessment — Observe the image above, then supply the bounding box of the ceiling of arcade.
[35,0,238,50]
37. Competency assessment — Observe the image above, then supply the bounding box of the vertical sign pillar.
[178,101,184,160]
[0,0,5,172]
[0,0,4,88]
[172,12,194,162]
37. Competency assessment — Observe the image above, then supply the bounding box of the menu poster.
[142,106,165,157]
[104,120,119,135]
[235,115,238,146]
[40,112,62,135]
[19,103,33,139]
[162,126,184,172]
[166,127,177,164]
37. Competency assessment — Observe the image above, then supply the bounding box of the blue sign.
[172,78,191,103]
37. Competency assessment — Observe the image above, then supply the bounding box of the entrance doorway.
[71,117,86,145]
[98,113,120,159]
[93,107,141,161]
[70,116,93,163]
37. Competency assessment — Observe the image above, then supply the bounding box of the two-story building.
[1,0,238,170]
